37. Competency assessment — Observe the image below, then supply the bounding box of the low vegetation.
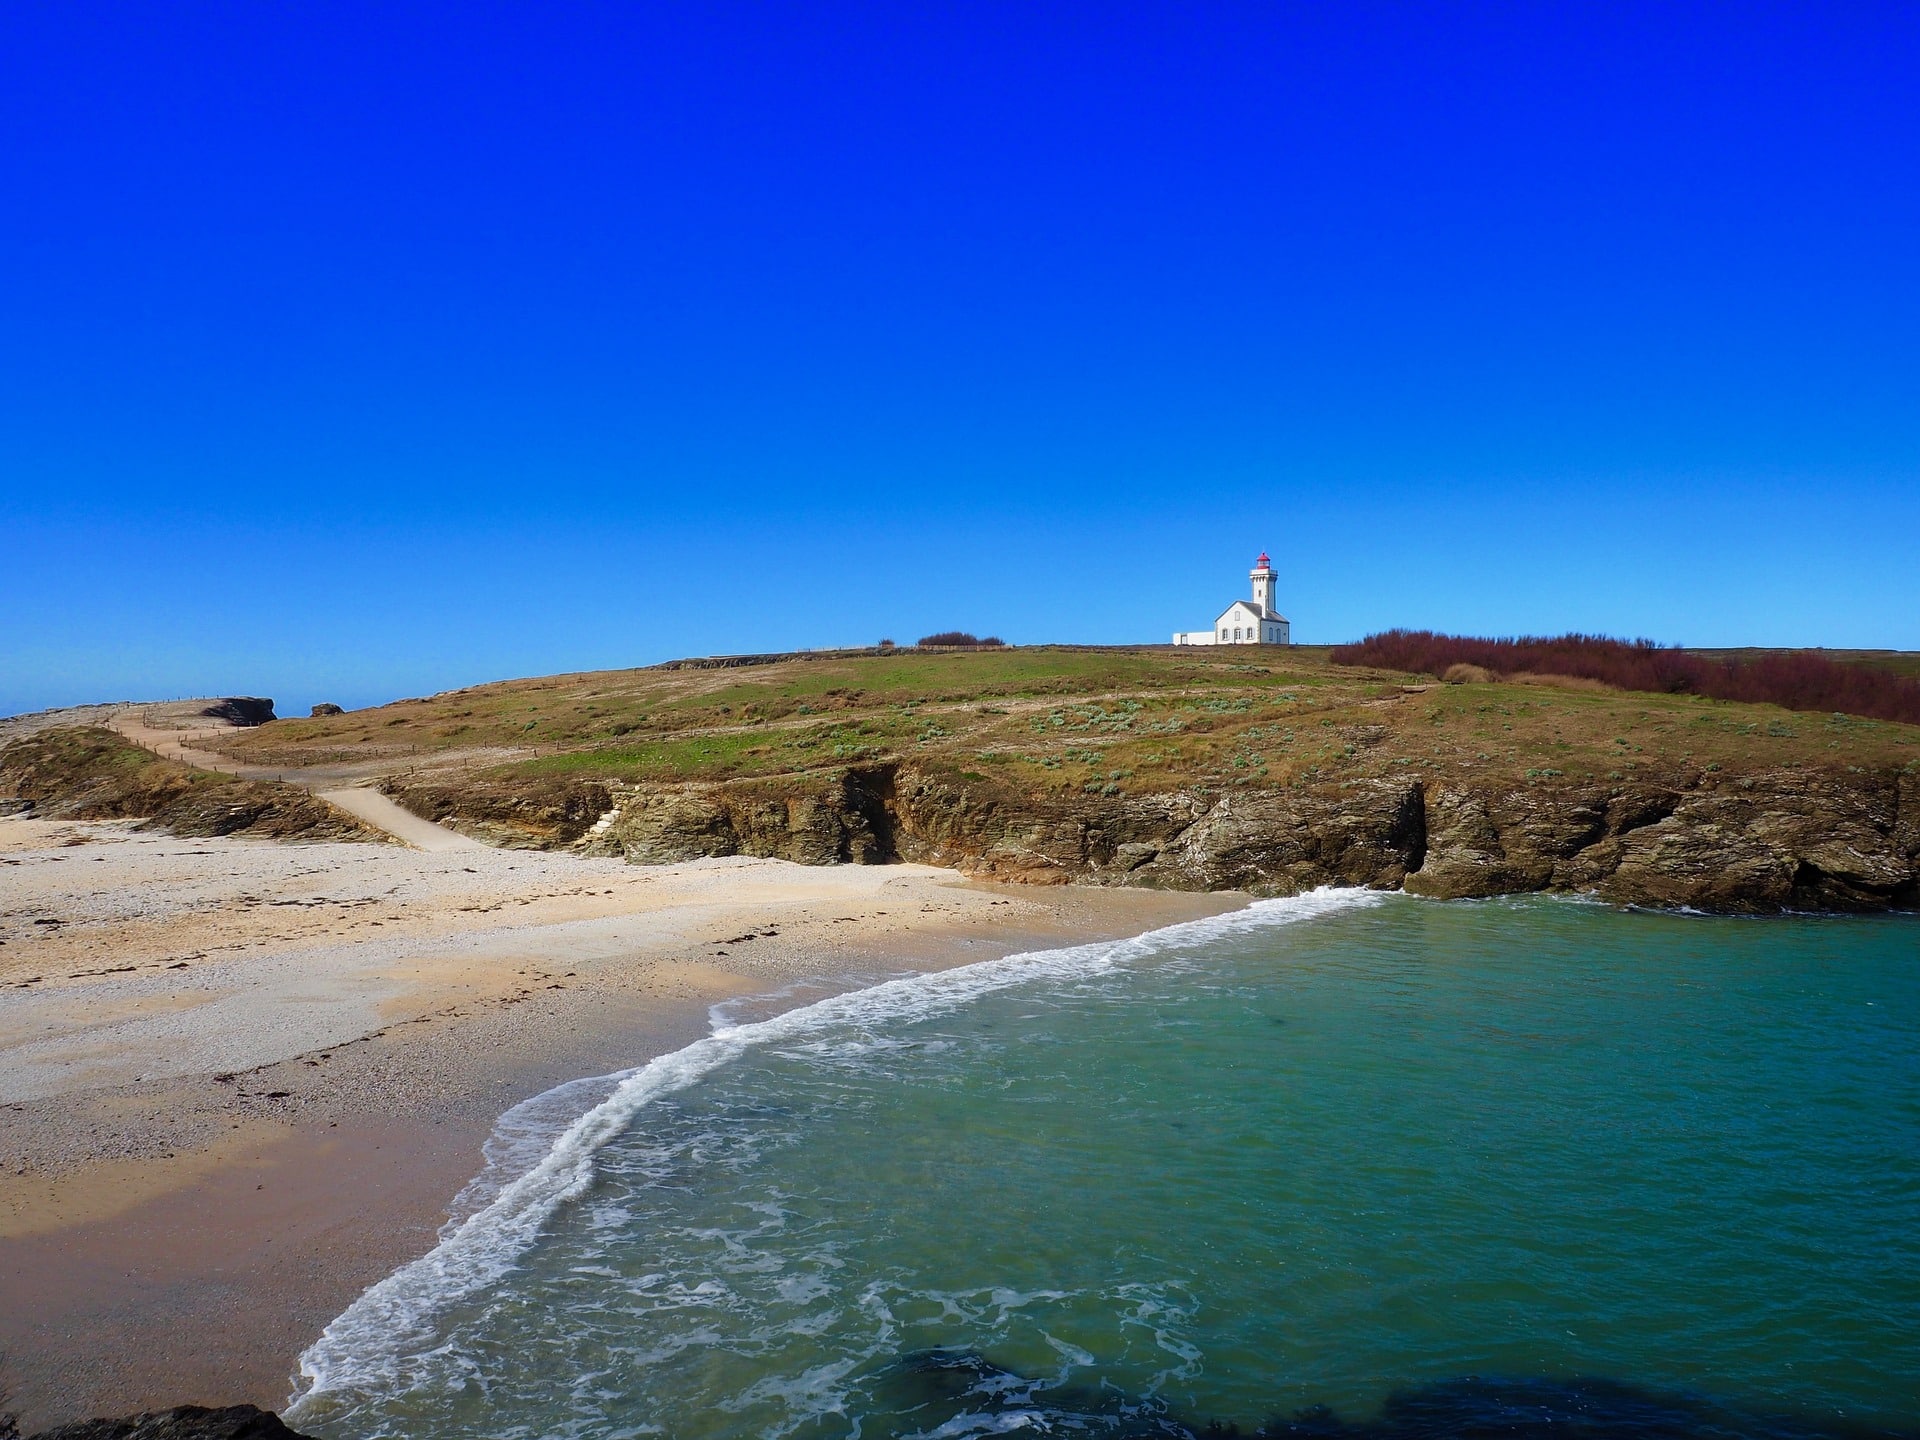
[1333,631,1920,726]
[0,727,377,841]
[200,644,1920,820]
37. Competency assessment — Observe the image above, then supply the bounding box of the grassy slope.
[215,646,1920,801]
[0,726,378,840]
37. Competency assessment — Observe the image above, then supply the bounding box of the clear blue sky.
[3,2,1916,717]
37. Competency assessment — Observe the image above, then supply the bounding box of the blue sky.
[3,2,1917,717]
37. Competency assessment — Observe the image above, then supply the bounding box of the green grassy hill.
[215,644,1920,800]
[0,643,1900,911]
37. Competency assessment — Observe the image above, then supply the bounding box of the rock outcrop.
[881,767,1427,892]
[21,1405,310,1440]
[1405,768,1919,913]
[537,759,1919,914]
[196,698,276,727]
[380,774,616,850]
[592,769,892,866]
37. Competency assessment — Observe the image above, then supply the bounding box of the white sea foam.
[440,1068,636,1234]
[286,885,1383,1417]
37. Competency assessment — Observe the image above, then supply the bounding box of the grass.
[209,644,1920,803]
[514,717,915,782]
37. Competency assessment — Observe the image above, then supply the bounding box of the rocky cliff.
[378,773,616,850]
[389,758,1919,915]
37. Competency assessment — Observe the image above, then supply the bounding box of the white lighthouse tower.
[1250,552,1278,615]
[1171,551,1292,646]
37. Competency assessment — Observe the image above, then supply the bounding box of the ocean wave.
[286,885,1385,1418]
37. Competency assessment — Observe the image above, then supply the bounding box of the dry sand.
[0,817,1236,1432]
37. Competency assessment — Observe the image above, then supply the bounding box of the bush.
[918,632,1007,648]
[1333,630,1920,725]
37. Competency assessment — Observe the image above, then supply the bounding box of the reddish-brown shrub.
[1331,630,1920,725]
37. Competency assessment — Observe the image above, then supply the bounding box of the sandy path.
[0,816,1238,1431]
[312,786,485,851]
[100,707,484,851]
[106,709,283,779]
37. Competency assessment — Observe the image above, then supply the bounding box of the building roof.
[1214,600,1289,624]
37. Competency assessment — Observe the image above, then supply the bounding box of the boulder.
[25,1405,311,1440]
[197,698,275,727]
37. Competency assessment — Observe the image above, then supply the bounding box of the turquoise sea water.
[290,893,1920,1439]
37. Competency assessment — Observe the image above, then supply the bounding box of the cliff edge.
[113,645,1920,914]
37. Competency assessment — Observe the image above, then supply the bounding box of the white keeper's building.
[1172,553,1292,647]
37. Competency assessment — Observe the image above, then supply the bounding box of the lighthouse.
[1250,553,1278,616]
[1171,553,1292,646]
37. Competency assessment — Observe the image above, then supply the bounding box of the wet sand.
[0,817,1236,1432]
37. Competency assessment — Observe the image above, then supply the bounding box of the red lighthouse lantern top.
[1254,552,1272,569]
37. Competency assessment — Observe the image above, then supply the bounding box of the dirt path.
[313,785,485,851]
[107,708,484,853]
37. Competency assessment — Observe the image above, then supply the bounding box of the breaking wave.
[287,886,1384,1416]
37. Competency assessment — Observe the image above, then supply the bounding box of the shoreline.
[0,817,1237,1433]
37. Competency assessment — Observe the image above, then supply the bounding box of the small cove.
[290,893,1920,1439]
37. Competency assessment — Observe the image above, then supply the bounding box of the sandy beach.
[0,815,1236,1432]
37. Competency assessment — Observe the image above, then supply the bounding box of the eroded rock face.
[1121,779,1425,894]
[601,770,891,867]
[1405,782,1673,901]
[570,760,1920,914]
[380,752,1920,914]
[381,775,614,849]
[1405,768,1918,913]
[1600,773,1913,913]
[595,769,1427,896]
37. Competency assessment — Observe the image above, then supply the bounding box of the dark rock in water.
[23,1405,312,1440]
[875,1351,1918,1440]
[308,703,344,717]
[197,698,275,727]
